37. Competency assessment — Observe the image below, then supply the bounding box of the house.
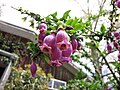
[0,20,78,82]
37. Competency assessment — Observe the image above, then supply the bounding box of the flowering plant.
[4,64,52,90]
[13,0,120,89]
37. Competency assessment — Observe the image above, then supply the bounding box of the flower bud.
[107,42,112,53]
[38,23,47,33]
[113,40,119,49]
[38,33,46,46]
[71,38,78,53]
[77,40,81,50]
[106,87,111,90]
[65,26,73,30]
[114,31,119,37]
[30,62,37,78]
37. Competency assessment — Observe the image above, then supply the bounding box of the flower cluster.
[38,22,81,67]
[106,31,120,61]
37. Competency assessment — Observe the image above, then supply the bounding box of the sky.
[0,0,101,31]
[0,0,81,30]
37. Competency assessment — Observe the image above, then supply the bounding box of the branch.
[93,0,106,31]
[93,41,120,87]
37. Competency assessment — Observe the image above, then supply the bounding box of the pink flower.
[50,47,62,60]
[50,47,62,67]
[118,52,120,61]
[61,44,73,63]
[106,42,112,53]
[30,61,37,78]
[116,0,120,8]
[61,57,72,63]
[56,29,69,42]
[71,38,78,53]
[40,33,56,54]
[57,40,70,51]
[113,40,119,49]
[38,23,47,33]
[56,29,70,51]
[43,33,56,47]
[40,43,52,54]
[50,60,62,67]
[114,31,119,38]
[77,40,81,50]
[38,33,46,46]
[106,87,111,90]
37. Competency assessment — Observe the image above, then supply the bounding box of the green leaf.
[51,12,57,18]
[61,10,71,21]
[21,17,27,22]
[66,19,73,25]
[41,54,49,63]
[100,24,106,34]
[113,62,120,69]
[71,17,79,27]
[74,23,82,30]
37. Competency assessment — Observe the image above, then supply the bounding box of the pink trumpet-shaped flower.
[56,29,69,42]
[38,23,47,33]
[71,38,78,53]
[50,60,62,67]
[57,40,70,51]
[38,33,46,46]
[40,33,56,54]
[56,29,70,51]
[61,44,73,63]
[116,0,120,8]
[43,33,56,47]
[50,47,62,60]
[50,47,62,67]
[40,43,52,54]
[30,61,37,78]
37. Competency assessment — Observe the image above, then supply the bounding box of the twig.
[93,41,120,87]
[93,0,106,31]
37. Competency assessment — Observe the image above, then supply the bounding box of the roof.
[0,20,79,75]
[0,20,36,42]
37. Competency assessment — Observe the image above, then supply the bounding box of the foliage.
[4,64,52,90]
[11,0,120,89]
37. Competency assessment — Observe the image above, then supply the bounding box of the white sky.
[0,0,101,30]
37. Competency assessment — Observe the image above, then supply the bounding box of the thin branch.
[93,41,120,87]
[93,0,106,31]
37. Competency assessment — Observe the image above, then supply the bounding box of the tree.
[13,0,120,89]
